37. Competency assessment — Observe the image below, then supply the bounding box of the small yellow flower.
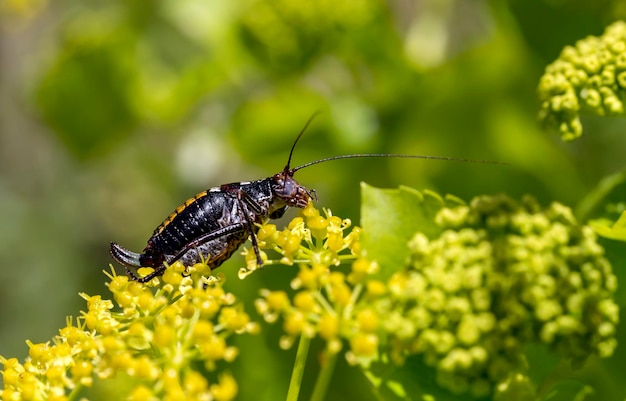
[128,322,152,344]
[318,313,339,341]
[293,291,318,313]
[366,280,387,297]
[162,262,184,285]
[136,267,158,283]
[70,360,94,385]
[349,258,377,283]
[108,274,129,292]
[109,351,134,371]
[265,290,291,312]
[292,264,325,289]
[28,341,52,365]
[219,307,251,332]
[153,324,175,347]
[183,370,209,396]
[356,309,379,333]
[128,385,157,401]
[348,333,379,361]
[284,311,307,336]
[257,223,278,242]
[197,336,228,362]
[308,215,330,239]
[211,373,238,401]
[133,356,159,380]
[277,229,304,259]
[329,281,352,308]
[190,323,213,348]
[162,368,184,399]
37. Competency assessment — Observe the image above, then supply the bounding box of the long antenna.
[284,111,321,171]
[285,112,507,173]
[292,153,508,172]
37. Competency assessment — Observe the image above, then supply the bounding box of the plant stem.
[575,169,626,221]
[310,350,338,401]
[286,334,311,401]
[67,384,83,401]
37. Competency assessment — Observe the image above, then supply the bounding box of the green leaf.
[359,183,464,281]
[590,211,626,241]
[575,169,626,221]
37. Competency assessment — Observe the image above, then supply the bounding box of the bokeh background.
[1,1,626,400]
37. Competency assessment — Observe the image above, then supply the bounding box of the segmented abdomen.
[146,190,231,255]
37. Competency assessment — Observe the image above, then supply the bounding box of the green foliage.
[239,0,378,74]
[591,211,626,241]
[36,27,139,158]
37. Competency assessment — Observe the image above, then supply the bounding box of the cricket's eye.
[283,179,295,196]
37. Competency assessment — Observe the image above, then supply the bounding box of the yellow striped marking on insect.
[155,190,208,235]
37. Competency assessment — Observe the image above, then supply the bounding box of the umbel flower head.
[380,194,619,397]
[538,21,626,140]
[248,203,380,362]
[1,263,257,401]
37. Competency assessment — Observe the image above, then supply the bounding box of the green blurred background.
[1,0,626,400]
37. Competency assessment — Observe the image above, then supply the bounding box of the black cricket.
[110,116,497,282]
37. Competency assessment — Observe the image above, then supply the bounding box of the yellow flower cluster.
[1,263,256,401]
[381,194,619,398]
[250,203,381,364]
[538,21,626,140]
[240,203,360,275]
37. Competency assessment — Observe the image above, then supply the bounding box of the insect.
[110,115,500,282]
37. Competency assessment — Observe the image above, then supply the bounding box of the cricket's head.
[271,169,314,209]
